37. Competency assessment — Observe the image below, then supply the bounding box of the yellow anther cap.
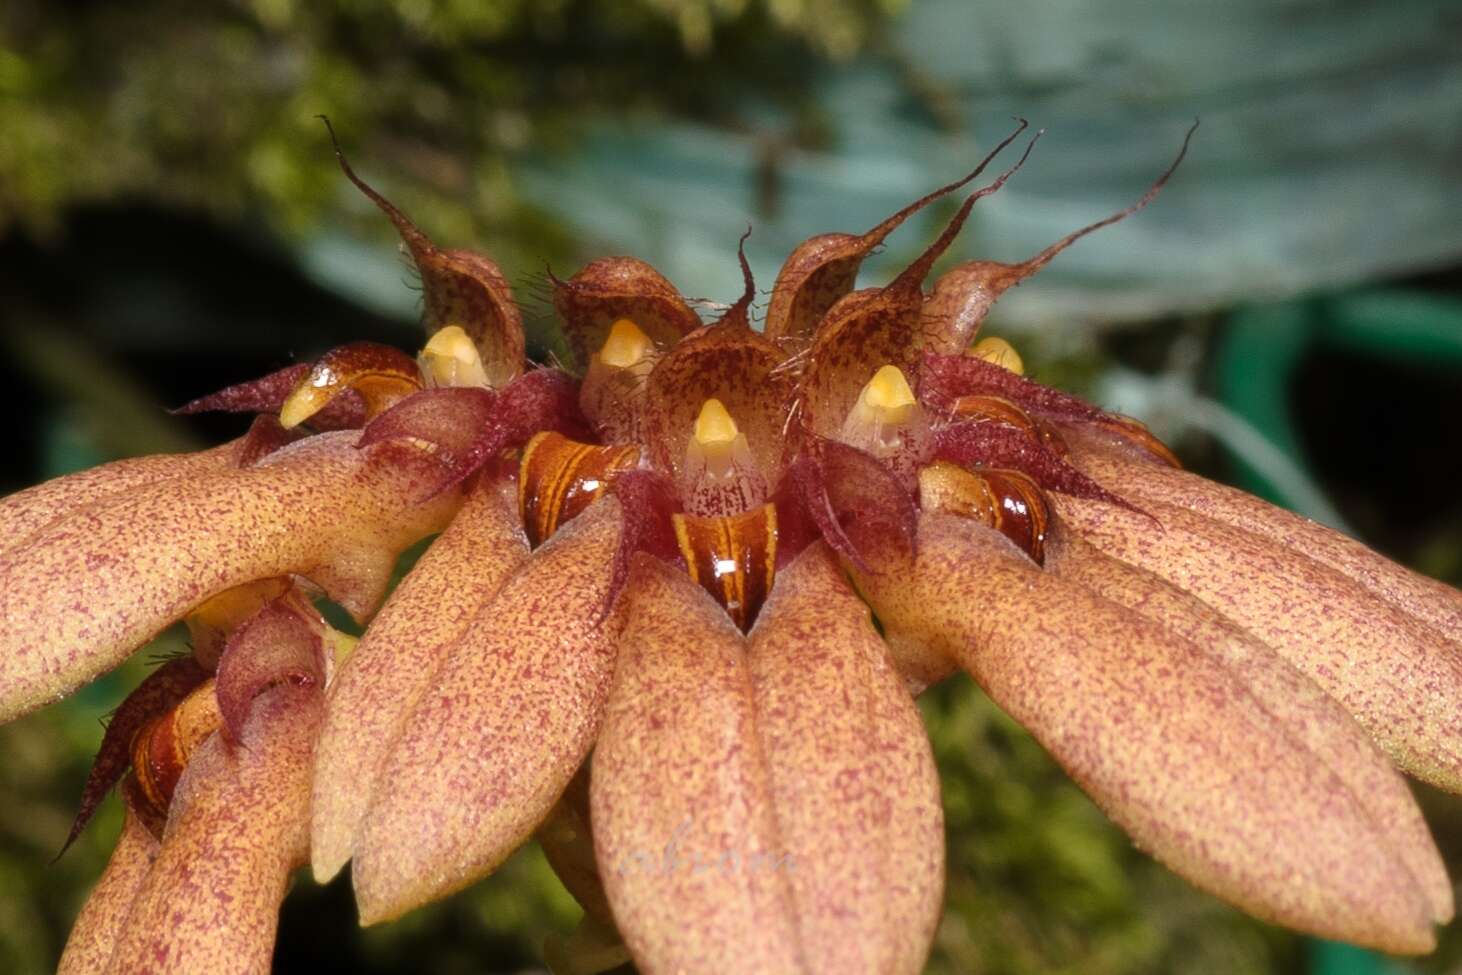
[693,398,739,446]
[599,318,654,369]
[968,335,1024,375]
[862,364,917,411]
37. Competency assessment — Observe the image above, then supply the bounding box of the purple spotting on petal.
[786,437,917,571]
[931,419,1141,512]
[214,596,327,744]
[604,470,683,619]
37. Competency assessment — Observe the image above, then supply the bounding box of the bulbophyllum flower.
[5,119,1462,974]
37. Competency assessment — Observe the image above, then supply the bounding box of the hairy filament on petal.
[672,502,778,630]
[921,121,1199,353]
[765,118,1030,344]
[918,461,1051,564]
[323,119,525,381]
[519,431,642,547]
[279,341,423,429]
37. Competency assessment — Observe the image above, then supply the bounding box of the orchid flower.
[7,118,1462,975]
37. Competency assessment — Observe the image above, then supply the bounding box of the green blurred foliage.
[0,0,902,241]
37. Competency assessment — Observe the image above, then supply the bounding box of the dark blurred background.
[2,1,1461,973]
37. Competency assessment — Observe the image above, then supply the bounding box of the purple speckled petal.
[350,498,622,924]
[747,545,944,973]
[1055,491,1462,795]
[0,442,238,555]
[1067,437,1462,647]
[0,432,460,726]
[591,556,802,975]
[852,512,1438,953]
[57,805,160,975]
[1046,524,1452,923]
[102,682,322,975]
[310,477,529,882]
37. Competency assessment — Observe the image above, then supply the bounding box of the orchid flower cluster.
[7,118,1462,975]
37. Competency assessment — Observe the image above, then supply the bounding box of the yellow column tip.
[693,398,739,446]
[968,335,1024,375]
[600,318,653,368]
[863,364,917,411]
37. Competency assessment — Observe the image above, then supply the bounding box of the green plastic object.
[1217,289,1462,507]
[1216,289,1462,975]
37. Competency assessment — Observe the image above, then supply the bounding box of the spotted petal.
[1068,438,1462,646]
[0,432,460,725]
[310,477,529,882]
[1056,492,1462,794]
[101,682,322,975]
[746,545,944,973]
[1045,525,1452,922]
[0,441,237,553]
[56,805,159,975]
[852,511,1438,953]
[591,556,801,974]
[350,498,623,923]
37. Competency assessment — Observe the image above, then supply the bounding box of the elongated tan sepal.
[591,557,802,974]
[1055,492,1462,795]
[57,807,160,975]
[1045,526,1452,923]
[852,512,1438,953]
[351,499,624,924]
[0,442,238,555]
[747,545,944,973]
[103,683,322,975]
[0,432,460,725]
[1068,440,1462,645]
[310,478,529,882]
